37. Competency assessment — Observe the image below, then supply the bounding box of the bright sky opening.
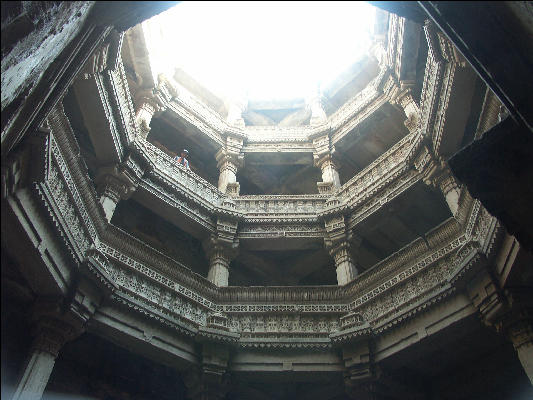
[143,1,376,101]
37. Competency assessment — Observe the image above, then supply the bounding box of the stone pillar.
[329,241,359,286]
[329,314,378,400]
[95,166,137,222]
[391,89,420,133]
[12,314,83,400]
[216,154,238,195]
[184,343,231,400]
[135,91,160,140]
[216,137,244,196]
[325,216,359,285]
[313,133,340,193]
[206,245,231,287]
[491,289,533,384]
[318,155,341,189]
[226,95,247,128]
[467,269,533,384]
[424,163,462,216]
[204,218,239,287]
[307,88,327,126]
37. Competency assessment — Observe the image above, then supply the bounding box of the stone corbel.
[197,312,240,345]
[71,248,118,321]
[95,164,138,222]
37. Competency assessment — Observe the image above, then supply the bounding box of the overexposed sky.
[143,1,375,101]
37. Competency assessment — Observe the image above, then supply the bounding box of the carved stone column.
[226,94,247,128]
[319,155,341,188]
[216,136,244,196]
[12,304,85,400]
[307,88,327,126]
[316,155,341,193]
[184,343,231,400]
[423,161,462,216]
[135,90,162,140]
[325,216,359,285]
[216,154,239,195]
[391,89,420,133]
[204,217,239,287]
[95,164,137,222]
[467,267,533,384]
[206,244,233,287]
[487,288,533,384]
[330,313,378,400]
[329,241,359,286]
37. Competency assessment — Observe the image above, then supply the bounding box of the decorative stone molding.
[7,15,513,360]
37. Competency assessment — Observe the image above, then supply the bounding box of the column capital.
[315,153,339,171]
[30,299,86,357]
[135,89,163,139]
[390,88,420,133]
[95,164,138,201]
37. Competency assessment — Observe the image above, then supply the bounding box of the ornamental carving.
[7,12,508,352]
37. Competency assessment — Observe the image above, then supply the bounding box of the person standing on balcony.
[174,149,190,170]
